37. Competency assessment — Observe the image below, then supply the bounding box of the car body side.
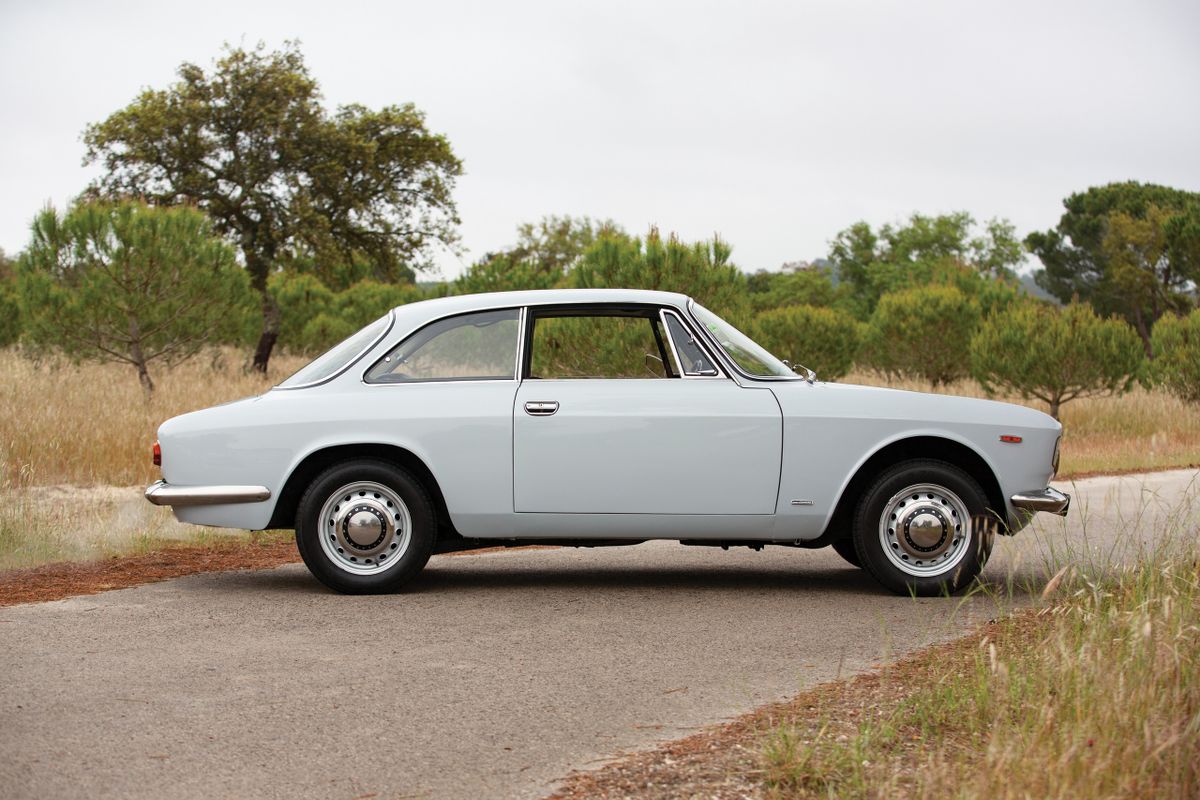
[154,289,1060,541]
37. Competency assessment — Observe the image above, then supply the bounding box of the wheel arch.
[266,443,456,536]
[821,435,1007,542]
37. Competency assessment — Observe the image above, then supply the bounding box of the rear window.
[277,313,393,388]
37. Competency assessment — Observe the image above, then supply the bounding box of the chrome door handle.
[524,401,559,416]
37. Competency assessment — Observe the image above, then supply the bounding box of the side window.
[529,314,677,379]
[365,309,519,383]
[663,313,719,376]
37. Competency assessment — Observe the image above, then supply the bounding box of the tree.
[16,201,252,394]
[1026,182,1200,353]
[751,305,863,380]
[969,301,1144,419]
[269,273,423,352]
[828,212,1024,315]
[746,265,839,312]
[83,42,462,372]
[0,249,19,347]
[454,216,623,295]
[864,285,980,385]
[1150,310,1200,404]
[568,228,750,322]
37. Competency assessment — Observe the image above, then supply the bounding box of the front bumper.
[145,480,271,507]
[1010,487,1071,517]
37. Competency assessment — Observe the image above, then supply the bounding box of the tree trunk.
[1048,397,1061,420]
[128,318,155,399]
[251,286,281,374]
[1132,307,1153,359]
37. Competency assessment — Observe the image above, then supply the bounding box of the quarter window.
[365,309,520,383]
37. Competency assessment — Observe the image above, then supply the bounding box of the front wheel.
[295,460,436,594]
[852,459,993,596]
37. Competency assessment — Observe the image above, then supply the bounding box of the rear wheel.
[853,459,993,596]
[295,459,436,594]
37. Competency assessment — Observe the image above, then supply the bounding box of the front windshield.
[277,312,393,388]
[690,303,797,378]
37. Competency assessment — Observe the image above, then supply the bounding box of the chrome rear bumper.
[1010,487,1070,517]
[145,480,271,507]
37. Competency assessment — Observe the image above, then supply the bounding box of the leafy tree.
[269,272,336,350]
[746,266,839,312]
[455,216,623,295]
[751,305,863,380]
[0,249,18,346]
[83,42,462,372]
[1027,182,1200,352]
[1150,310,1200,404]
[16,201,252,394]
[828,212,1023,315]
[333,280,423,331]
[568,228,750,322]
[970,301,1144,419]
[864,285,980,385]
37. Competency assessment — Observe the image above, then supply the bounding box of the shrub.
[751,305,863,381]
[0,281,19,347]
[1151,309,1200,403]
[865,285,980,385]
[970,301,1144,419]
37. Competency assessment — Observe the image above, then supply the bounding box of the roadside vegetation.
[759,527,1200,799]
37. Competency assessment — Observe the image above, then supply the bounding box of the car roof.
[391,288,694,319]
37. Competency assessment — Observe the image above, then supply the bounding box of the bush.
[270,275,423,353]
[1151,309,1200,403]
[970,300,1144,419]
[865,285,980,385]
[751,305,863,381]
[0,281,19,347]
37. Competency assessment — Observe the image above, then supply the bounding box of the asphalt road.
[2,469,1197,800]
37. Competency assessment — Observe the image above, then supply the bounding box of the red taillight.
[153,441,162,467]
[999,435,1023,444]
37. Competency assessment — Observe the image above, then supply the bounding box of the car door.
[513,306,782,515]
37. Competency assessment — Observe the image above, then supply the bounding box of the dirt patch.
[0,538,559,607]
[0,537,299,607]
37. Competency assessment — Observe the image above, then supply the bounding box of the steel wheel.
[877,482,971,578]
[852,459,991,596]
[296,459,435,594]
[317,481,413,575]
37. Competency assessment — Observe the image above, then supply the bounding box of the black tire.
[295,459,436,594]
[830,537,862,568]
[852,459,993,596]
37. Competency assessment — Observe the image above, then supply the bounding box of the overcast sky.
[2,0,1198,278]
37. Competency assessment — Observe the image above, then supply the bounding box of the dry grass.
[844,370,1200,477]
[0,348,305,487]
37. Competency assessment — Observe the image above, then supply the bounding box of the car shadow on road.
[215,555,1041,604]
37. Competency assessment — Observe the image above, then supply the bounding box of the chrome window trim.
[659,309,725,379]
[361,306,524,386]
[685,300,804,383]
[274,310,397,391]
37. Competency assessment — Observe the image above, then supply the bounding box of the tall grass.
[761,523,1200,798]
[0,348,305,487]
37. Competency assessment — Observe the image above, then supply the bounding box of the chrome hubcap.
[318,481,411,575]
[879,483,972,577]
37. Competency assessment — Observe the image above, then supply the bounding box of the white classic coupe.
[146,289,1069,596]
